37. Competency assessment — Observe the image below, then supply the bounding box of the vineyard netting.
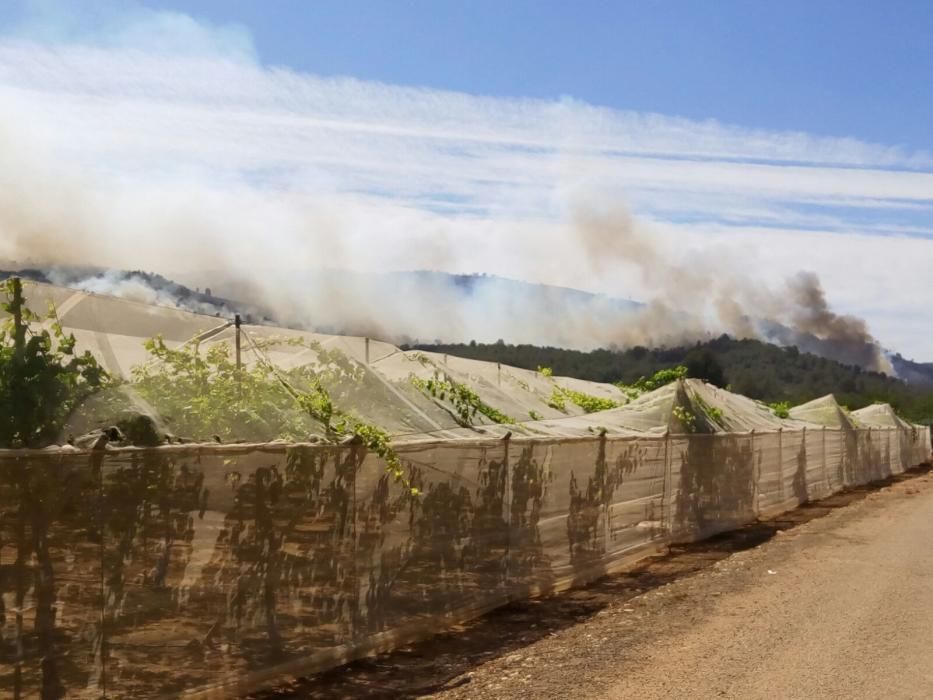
[1,282,930,698]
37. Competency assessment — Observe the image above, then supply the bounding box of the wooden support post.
[234,314,242,370]
[503,431,512,587]
[234,314,242,399]
[777,427,784,502]
[10,276,25,363]
[867,427,872,481]
[750,429,758,515]
[822,425,829,492]
[663,430,672,536]
[801,426,807,502]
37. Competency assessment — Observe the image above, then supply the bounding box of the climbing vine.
[134,333,416,492]
[411,371,514,426]
[132,336,314,442]
[672,405,696,432]
[547,387,567,412]
[548,386,620,414]
[616,365,688,399]
[692,393,724,426]
[769,401,791,419]
[0,278,109,447]
[246,338,417,493]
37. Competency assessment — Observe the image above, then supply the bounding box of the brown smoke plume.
[573,204,893,373]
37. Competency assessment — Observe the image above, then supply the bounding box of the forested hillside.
[408,335,933,424]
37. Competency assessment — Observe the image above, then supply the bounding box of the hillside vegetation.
[407,335,933,424]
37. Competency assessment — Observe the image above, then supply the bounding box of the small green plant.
[616,365,688,399]
[564,388,620,413]
[537,366,553,377]
[548,385,620,414]
[769,401,791,419]
[412,371,513,426]
[692,393,723,425]
[528,410,542,421]
[672,405,696,432]
[547,387,567,412]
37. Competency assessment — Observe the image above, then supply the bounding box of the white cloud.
[1,9,932,358]
[6,0,255,60]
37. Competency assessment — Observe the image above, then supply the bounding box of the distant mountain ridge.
[3,265,931,386]
[890,355,933,387]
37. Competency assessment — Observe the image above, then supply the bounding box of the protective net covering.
[1,282,931,698]
[789,394,860,429]
[851,402,915,430]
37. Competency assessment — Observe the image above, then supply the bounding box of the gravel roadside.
[430,468,933,700]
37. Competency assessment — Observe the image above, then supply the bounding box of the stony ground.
[258,465,933,699]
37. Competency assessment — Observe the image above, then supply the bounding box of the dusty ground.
[257,465,933,699]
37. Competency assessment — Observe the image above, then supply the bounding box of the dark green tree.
[684,346,726,387]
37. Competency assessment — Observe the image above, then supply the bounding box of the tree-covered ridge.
[406,335,933,424]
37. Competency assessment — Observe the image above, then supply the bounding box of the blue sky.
[0,1,932,358]
[10,0,933,150]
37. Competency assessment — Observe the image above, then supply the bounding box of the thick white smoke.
[0,81,893,372]
[0,110,892,374]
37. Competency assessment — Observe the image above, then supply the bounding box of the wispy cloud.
[0,6,931,358]
[6,0,255,59]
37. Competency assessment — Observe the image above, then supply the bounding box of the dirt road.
[428,468,933,700]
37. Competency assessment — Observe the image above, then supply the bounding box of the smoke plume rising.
[0,109,893,374]
[573,205,893,372]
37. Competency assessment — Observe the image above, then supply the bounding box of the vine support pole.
[234,313,242,399]
[821,426,829,493]
[502,431,512,588]
[777,427,784,503]
[10,276,25,363]
[9,277,28,447]
[750,429,758,517]
[662,430,671,535]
